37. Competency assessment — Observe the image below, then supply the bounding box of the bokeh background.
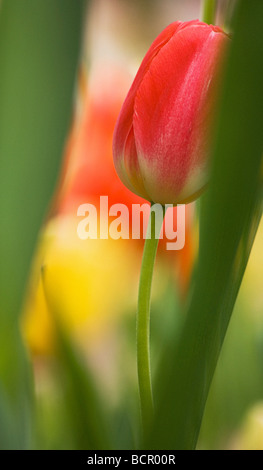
[0,0,263,450]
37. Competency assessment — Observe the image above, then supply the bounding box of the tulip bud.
[113,20,229,205]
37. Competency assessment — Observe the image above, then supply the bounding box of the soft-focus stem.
[137,203,165,439]
[202,0,217,24]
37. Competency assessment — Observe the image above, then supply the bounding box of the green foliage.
[0,0,85,449]
[51,321,112,450]
[148,0,263,449]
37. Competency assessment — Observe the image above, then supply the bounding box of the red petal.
[113,22,182,173]
[133,23,228,204]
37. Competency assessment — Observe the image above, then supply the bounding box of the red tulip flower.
[113,20,229,205]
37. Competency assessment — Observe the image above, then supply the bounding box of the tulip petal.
[133,23,228,204]
[113,22,182,188]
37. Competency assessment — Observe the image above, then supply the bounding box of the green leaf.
[0,0,85,449]
[55,323,112,450]
[149,0,263,450]
[41,268,112,450]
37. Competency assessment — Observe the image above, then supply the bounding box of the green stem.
[137,203,165,439]
[202,0,217,24]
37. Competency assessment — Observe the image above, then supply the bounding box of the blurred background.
[0,0,263,450]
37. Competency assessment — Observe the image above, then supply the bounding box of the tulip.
[113,20,229,205]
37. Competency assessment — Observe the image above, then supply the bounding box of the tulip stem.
[202,0,217,24]
[137,203,165,440]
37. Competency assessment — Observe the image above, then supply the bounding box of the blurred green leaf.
[41,267,112,450]
[149,0,263,450]
[199,295,263,449]
[54,324,112,450]
[0,0,85,449]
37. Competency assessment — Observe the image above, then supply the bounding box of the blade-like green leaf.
[41,268,112,450]
[54,323,112,450]
[0,0,85,449]
[149,0,263,450]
